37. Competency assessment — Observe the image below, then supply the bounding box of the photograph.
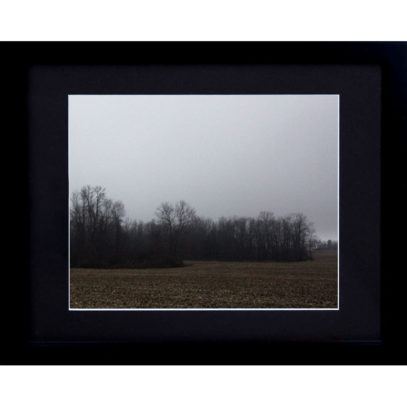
[69,94,339,310]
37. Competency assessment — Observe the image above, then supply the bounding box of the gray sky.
[69,95,338,241]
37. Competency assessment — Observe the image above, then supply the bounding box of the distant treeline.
[314,239,338,250]
[70,186,321,268]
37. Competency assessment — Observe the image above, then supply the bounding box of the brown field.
[70,250,338,309]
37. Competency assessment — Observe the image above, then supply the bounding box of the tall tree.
[155,200,196,257]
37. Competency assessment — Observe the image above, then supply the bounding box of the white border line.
[337,94,340,310]
[68,94,340,312]
[68,95,71,310]
[69,308,338,311]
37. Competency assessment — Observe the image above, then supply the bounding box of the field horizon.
[70,249,338,309]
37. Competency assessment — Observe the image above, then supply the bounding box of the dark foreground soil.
[70,250,337,309]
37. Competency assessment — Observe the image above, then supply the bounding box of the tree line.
[70,185,319,268]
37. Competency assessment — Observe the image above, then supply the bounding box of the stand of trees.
[70,186,316,268]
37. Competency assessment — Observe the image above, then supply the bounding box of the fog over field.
[69,95,338,241]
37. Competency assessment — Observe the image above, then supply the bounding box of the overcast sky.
[69,95,338,241]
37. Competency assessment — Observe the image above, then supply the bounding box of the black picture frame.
[3,42,406,364]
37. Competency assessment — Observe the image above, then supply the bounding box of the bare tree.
[156,200,196,256]
[70,186,126,267]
